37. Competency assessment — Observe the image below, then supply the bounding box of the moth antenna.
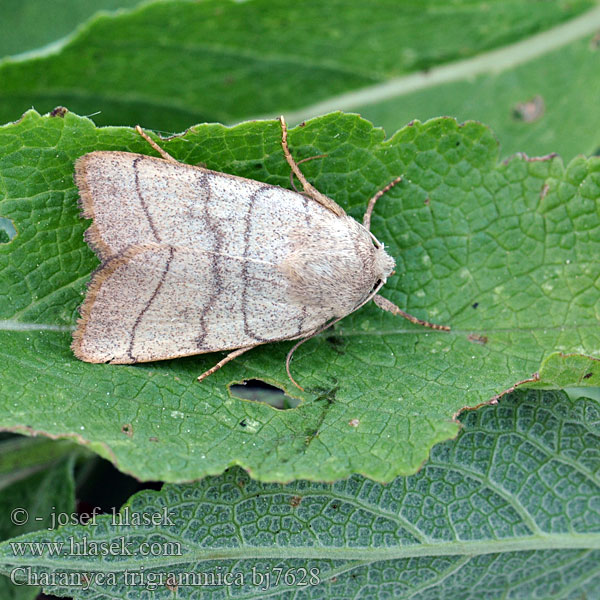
[135,125,179,164]
[363,175,403,232]
[197,346,255,383]
[279,116,345,217]
[373,294,450,331]
[289,155,328,193]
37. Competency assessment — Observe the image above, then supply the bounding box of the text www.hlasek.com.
[10,536,181,558]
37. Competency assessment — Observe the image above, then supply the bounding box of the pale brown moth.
[72,117,449,389]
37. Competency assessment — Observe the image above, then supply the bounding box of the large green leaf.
[1,390,598,599]
[0,109,599,483]
[0,0,597,160]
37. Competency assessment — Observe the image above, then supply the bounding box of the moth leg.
[279,116,345,217]
[373,294,450,331]
[197,346,255,383]
[135,125,179,164]
[363,175,403,232]
[285,314,348,391]
[285,337,310,392]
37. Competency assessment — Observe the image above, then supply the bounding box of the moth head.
[374,244,395,282]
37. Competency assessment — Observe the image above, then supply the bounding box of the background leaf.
[1,390,599,599]
[0,436,77,599]
[0,109,599,483]
[0,0,143,58]
[0,0,598,160]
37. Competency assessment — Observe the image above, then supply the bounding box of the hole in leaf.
[229,379,300,410]
[0,217,17,243]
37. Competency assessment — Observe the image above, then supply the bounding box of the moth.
[72,117,448,389]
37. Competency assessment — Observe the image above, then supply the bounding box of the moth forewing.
[72,118,447,387]
[72,153,390,365]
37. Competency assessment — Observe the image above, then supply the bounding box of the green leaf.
[0,436,77,600]
[1,109,599,483]
[0,0,597,160]
[0,390,598,599]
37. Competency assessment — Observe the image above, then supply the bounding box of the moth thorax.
[282,240,394,317]
[374,246,395,281]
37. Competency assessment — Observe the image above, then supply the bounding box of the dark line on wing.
[133,156,161,243]
[241,186,270,343]
[294,194,313,336]
[127,246,175,361]
[194,174,221,350]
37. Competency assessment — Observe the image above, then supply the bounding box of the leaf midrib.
[2,533,599,571]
